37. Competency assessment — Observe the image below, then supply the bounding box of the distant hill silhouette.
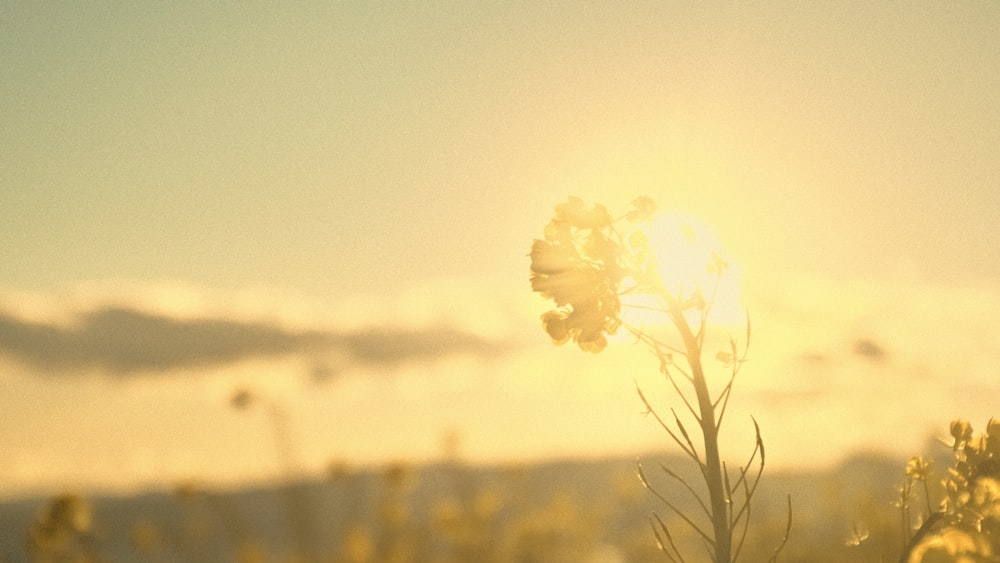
[0,451,908,562]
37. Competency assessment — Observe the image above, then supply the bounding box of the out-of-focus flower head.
[26,493,92,556]
[530,196,656,352]
[230,388,256,411]
[951,420,974,450]
[905,456,932,481]
[919,419,1000,560]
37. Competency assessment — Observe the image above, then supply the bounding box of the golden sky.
[1,2,999,498]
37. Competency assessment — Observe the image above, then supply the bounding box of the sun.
[640,213,744,327]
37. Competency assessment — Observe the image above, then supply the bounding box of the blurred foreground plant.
[26,493,100,563]
[529,196,789,562]
[896,419,1000,563]
[231,388,319,562]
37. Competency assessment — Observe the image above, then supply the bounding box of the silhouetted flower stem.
[231,389,318,562]
[668,301,731,563]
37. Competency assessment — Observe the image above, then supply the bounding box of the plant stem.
[671,306,731,563]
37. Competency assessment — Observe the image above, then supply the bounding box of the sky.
[1,2,1000,499]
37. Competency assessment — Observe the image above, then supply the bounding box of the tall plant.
[529,196,789,562]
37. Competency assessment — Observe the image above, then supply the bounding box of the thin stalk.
[269,404,317,563]
[668,300,731,563]
[636,386,699,461]
[638,462,714,545]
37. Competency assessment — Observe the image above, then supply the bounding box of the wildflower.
[905,456,932,481]
[552,195,612,230]
[529,197,627,353]
[626,195,658,222]
[987,418,1000,455]
[26,493,93,559]
[951,420,974,449]
[526,195,769,563]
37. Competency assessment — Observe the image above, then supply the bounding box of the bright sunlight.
[640,213,744,328]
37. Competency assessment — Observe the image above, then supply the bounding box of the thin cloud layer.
[0,306,504,376]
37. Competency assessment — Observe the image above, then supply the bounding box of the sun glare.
[640,213,744,327]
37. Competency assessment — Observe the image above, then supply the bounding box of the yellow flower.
[553,196,612,230]
[529,197,626,353]
[951,420,974,449]
[626,195,658,222]
[905,456,932,481]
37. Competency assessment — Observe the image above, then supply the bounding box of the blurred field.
[0,448,932,563]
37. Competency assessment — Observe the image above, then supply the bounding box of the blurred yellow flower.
[529,197,630,353]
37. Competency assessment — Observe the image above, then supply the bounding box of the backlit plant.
[529,196,789,562]
[897,419,1000,562]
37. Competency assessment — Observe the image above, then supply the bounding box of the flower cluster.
[529,196,656,352]
[26,493,96,561]
[944,419,1000,529]
[905,419,1000,561]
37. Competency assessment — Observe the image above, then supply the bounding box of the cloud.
[0,306,505,376]
[851,338,887,362]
